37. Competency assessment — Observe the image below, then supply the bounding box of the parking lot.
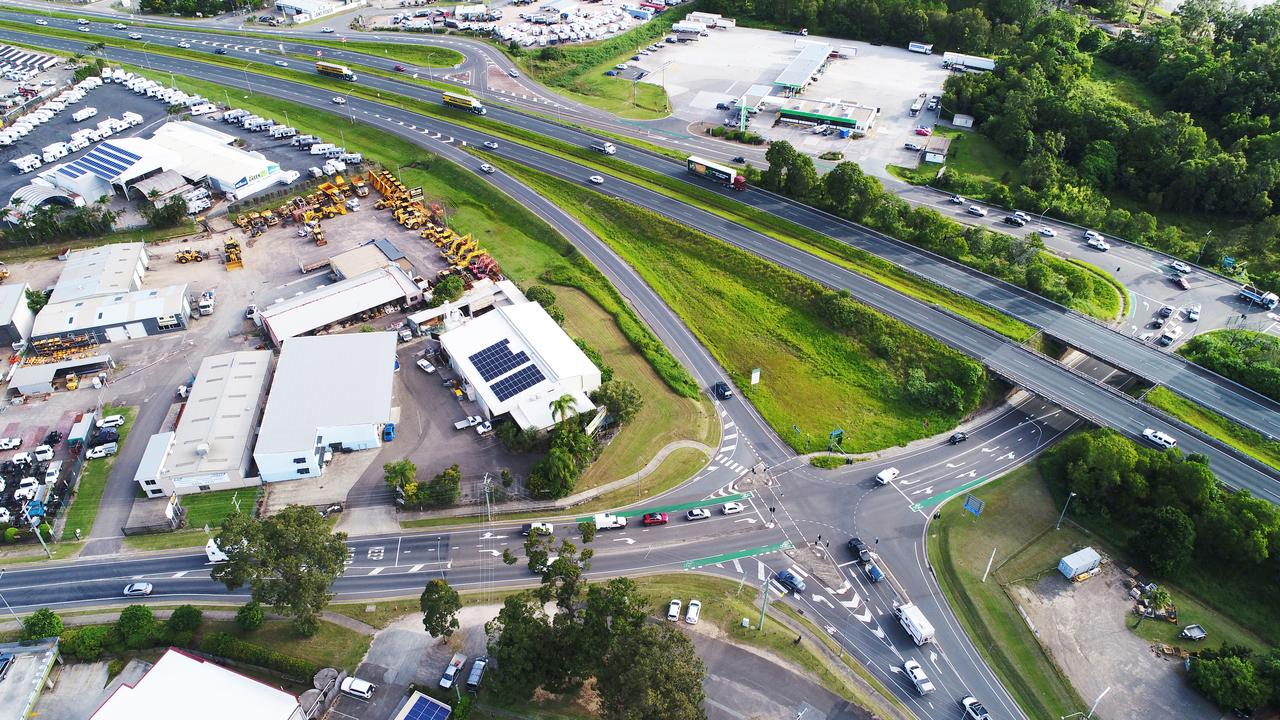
[0,637,58,720]
[635,28,952,175]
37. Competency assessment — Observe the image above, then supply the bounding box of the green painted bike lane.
[574,492,754,523]
[682,540,794,570]
[909,476,988,512]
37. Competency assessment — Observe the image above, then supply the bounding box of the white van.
[875,467,900,485]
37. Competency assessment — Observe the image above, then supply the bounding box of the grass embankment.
[202,618,371,672]
[124,488,257,550]
[1065,257,1126,318]
[1145,386,1280,472]
[504,162,985,452]
[0,221,195,264]
[61,405,135,541]
[291,39,463,68]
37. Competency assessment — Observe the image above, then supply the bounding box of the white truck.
[941,51,996,72]
[439,653,467,689]
[1239,284,1279,309]
[902,660,935,695]
[894,602,935,646]
[593,512,627,530]
[590,140,617,155]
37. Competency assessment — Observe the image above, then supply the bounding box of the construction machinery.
[453,246,487,270]
[66,373,78,391]
[262,209,279,226]
[445,233,475,262]
[224,239,243,271]
[352,175,369,197]
[175,248,209,263]
[26,333,98,365]
[468,254,501,281]
[0,260,9,282]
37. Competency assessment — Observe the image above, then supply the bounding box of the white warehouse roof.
[56,138,176,186]
[49,242,147,304]
[440,301,599,430]
[90,648,302,720]
[260,266,421,344]
[33,283,187,338]
[149,121,280,191]
[255,333,396,455]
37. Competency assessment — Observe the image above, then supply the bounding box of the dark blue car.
[776,570,806,594]
[383,423,396,442]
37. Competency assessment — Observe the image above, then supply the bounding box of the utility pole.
[481,473,494,605]
[1056,491,1077,530]
[757,578,771,631]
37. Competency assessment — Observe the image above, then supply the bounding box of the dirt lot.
[1012,565,1220,719]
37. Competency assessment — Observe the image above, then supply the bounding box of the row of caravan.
[9,113,143,173]
[0,77,100,147]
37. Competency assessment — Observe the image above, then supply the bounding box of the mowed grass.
[927,466,1084,720]
[1145,386,1280,471]
[300,39,464,68]
[940,127,1022,185]
[61,405,136,540]
[123,488,253,550]
[201,618,371,672]
[508,164,976,453]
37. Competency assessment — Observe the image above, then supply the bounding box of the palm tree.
[549,393,578,427]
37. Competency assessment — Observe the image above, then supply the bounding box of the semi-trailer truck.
[941,52,996,72]
[687,155,746,190]
[590,140,617,155]
[442,91,487,115]
[910,92,927,116]
[316,61,357,81]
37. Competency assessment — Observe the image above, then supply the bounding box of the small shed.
[952,113,974,128]
[1059,547,1101,579]
[923,136,952,164]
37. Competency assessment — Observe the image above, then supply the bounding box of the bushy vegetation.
[0,198,117,247]
[140,0,266,17]
[199,632,319,679]
[762,143,1119,317]
[1177,330,1280,403]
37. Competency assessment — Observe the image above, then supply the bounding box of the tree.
[25,288,47,314]
[425,464,462,507]
[590,380,643,425]
[212,506,349,636]
[429,273,465,307]
[419,579,462,639]
[235,601,265,631]
[525,285,557,307]
[598,623,706,720]
[526,446,580,499]
[1129,506,1196,574]
[549,393,579,426]
[502,548,518,565]
[21,608,63,642]
[1191,655,1267,710]
[115,604,158,650]
[578,521,596,543]
[485,591,553,701]
[762,140,797,192]
[166,605,204,634]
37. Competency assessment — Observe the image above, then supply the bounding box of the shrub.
[5,527,19,543]
[809,455,849,469]
[22,608,63,642]
[166,605,204,636]
[115,605,158,650]
[62,625,111,661]
[235,601,265,632]
[199,632,319,679]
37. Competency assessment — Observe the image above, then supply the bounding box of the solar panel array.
[400,693,451,720]
[492,363,546,402]
[468,339,530,382]
[58,142,143,181]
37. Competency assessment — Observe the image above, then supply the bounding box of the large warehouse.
[48,242,148,304]
[133,351,273,498]
[440,300,601,431]
[148,122,290,200]
[259,265,423,345]
[47,139,178,204]
[0,282,36,347]
[254,333,396,483]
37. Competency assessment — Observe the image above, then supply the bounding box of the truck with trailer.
[316,61,357,81]
[941,52,996,72]
[1239,284,1279,309]
[894,602,936,646]
[910,92,927,116]
[590,140,617,155]
[439,653,468,689]
[687,155,746,190]
[442,91,487,115]
[592,513,627,530]
[671,20,706,33]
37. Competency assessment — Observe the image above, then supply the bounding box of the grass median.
[61,404,136,541]
[1145,386,1280,472]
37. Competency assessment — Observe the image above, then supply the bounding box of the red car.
[914,126,933,136]
[394,64,407,72]
[641,512,669,526]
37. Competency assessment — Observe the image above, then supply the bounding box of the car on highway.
[0,437,20,451]
[1173,275,1190,290]
[320,26,335,33]
[416,358,436,373]
[214,47,227,54]
[1187,305,1201,322]
[1143,427,1178,449]
[960,695,992,720]
[686,508,711,521]
[520,522,553,536]
[1013,211,1030,222]
[904,142,922,151]
[483,141,499,149]
[274,60,288,67]
[902,660,935,695]
[1159,305,1175,318]
[123,582,153,597]
[178,41,190,48]
[331,96,346,104]
[667,598,682,621]
[1086,236,1110,251]
[35,19,48,25]
[732,156,747,164]
[875,467,900,485]
[949,195,965,204]
[713,381,733,400]
[114,23,128,29]
[641,512,669,526]
[79,25,91,32]
[1002,215,1026,227]
[847,537,871,562]
[340,677,376,699]
[394,64,407,72]
[913,126,932,136]
[776,570,806,594]
[685,599,701,624]
[966,205,987,217]
[948,431,968,445]
[588,175,604,184]
[722,501,744,515]
[1084,229,1106,242]
[479,163,495,174]
[864,561,885,583]
[1170,260,1192,274]
[1037,226,1056,237]
[129,32,142,39]
[508,69,520,78]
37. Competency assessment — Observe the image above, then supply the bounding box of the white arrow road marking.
[996,452,1015,461]
[956,470,977,479]
[854,608,873,622]
[840,592,862,608]
[981,446,998,453]
[945,462,962,468]
[733,517,758,524]
[408,564,423,573]
[811,595,834,608]
[911,485,934,496]
[890,665,903,674]
[368,567,382,575]
[479,550,500,557]
[612,537,636,545]
[480,532,507,539]
[171,571,189,578]
[732,559,743,573]
[790,566,809,578]
[871,627,887,639]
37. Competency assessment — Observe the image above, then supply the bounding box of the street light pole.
[0,569,23,626]
[1087,687,1110,718]
[1055,491,1077,530]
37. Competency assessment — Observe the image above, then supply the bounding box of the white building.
[31,283,189,343]
[440,300,601,431]
[259,265,423,346]
[274,0,366,21]
[0,282,36,347]
[254,333,396,483]
[405,277,525,336]
[89,648,304,720]
[48,242,148,304]
[149,121,289,200]
[134,351,273,498]
[47,139,179,204]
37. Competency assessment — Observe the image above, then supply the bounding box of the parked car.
[245,303,258,318]
[1159,305,1175,318]
[1187,305,1201,322]
[913,126,932,136]
[642,512,669,526]
[122,582,153,597]
[713,381,733,400]
[685,599,701,624]
[97,414,125,428]
[667,598,682,621]
[383,423,396,441]
[776,570,806,593]
[722,501,744,515]
[0,652,12,681]
[904,142,922,151]
[847,537,871,562]
[948,431,968,445]
[86,442,118,459]
[686,508,711,521]
[32,445,53,462]
[90,429,118,447]
[340,677,376,699]
[0,437,20,451]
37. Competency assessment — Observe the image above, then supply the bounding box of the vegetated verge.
[1144,386,1280,474]
[1176,329,1280,404]
[503,161,988,453]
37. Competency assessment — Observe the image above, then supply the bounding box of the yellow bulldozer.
[224,239,244,271]
[175,249,209,263]
[0,260,9,282]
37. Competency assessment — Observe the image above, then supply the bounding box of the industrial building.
[48,242,148,304]
[0,282,36,347]
[273,0,365,21]
[773,42,832,94]
[777,98,878,135]
[133,351,273,498]
[329,238,413,280]
[259,265,423,345]
[45,139,179,204]
[254,333,396,483]
[440,299,601,432]
[405,277,526,336]
[89,648,305,720]
[148,122,289,201]
[924,136,952,164]
[7,354,113,395]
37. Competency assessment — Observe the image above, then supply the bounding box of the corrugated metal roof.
[774,43,830,89]
[260,266,419,343]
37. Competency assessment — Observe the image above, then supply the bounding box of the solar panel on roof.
[401,693,451,720]
[468,339,531,382]
[491,363,545,402]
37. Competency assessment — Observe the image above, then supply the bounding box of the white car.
[1086,236,1110,251]
[479,163,495,174]
[722,501,744,515]
[0,508,9,524]
[483,141,498,149]
[128,32,142,39]
[1084,229,1105,242]
[667,598,682,621]
[1013,211,1030,221]
[86,442,118,459]
[520,522,553,536]
[340,676,376,699]
[685,599,701,624]
[79,26,91,32]
[416,358,436,373]
[123,582,153,597]
[875,467,900,485]
[178,41,191,48]
[902,659,935,695]
[114,23,127,29]
[32,445,53,462]
[1036,226,1056,237]
[960,696,992,720]
[1170,260,1192,274]
[475,421,493,434]
[508,69,520,78]
[1186,305,1201,322]
[11,452,31,466]
[588,175,604,185]
[0,437,21,451]
[615,63,628,70]
[41,79,56,86]
[275,60,288,67]
[97,414,124,428]
[332,96,346,105]
[685,508,711,521]
[965,205,987,217]
[320,26,335,33]
[35,19,48,25]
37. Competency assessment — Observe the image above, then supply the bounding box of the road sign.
[750,368,760,385]
[963,494,985,517]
